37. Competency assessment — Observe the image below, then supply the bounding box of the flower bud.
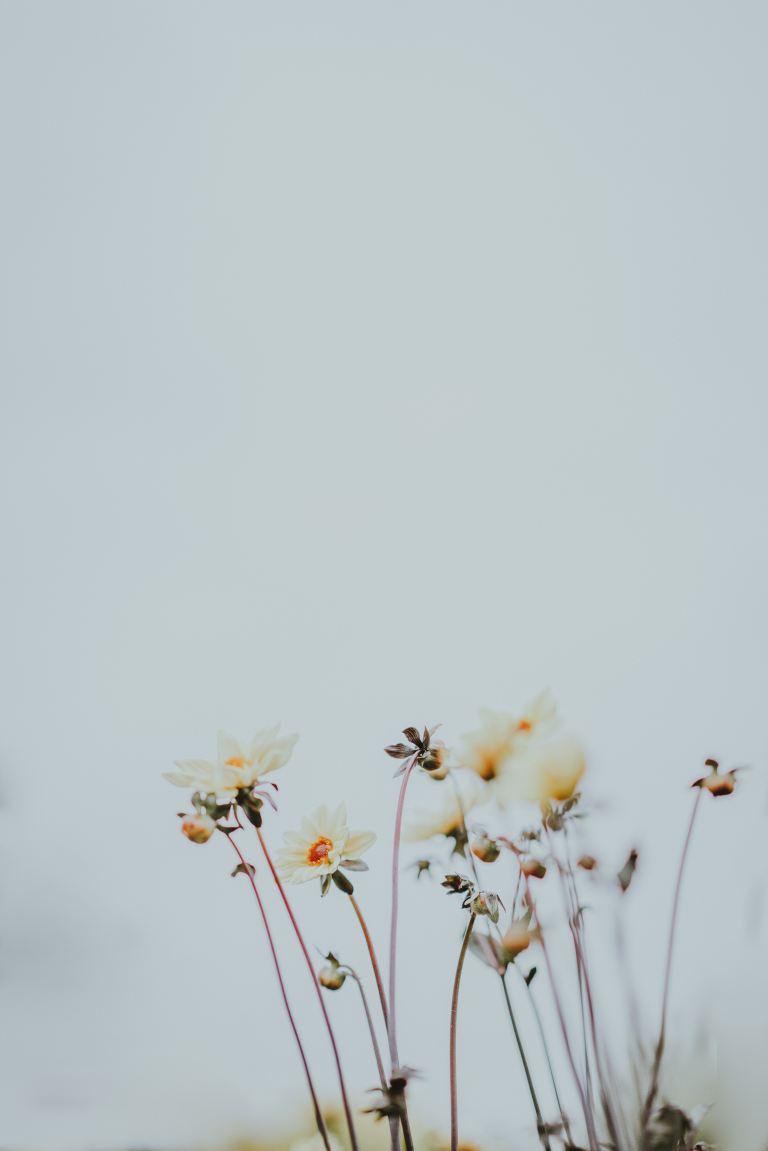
[501,918,538,958]
[318,953,346,990]
[181,813,216,844]
[469,890,502,923]
[697,765,737,797]
[519,857,547,879]
[470,833,500,863]
[578,854,598,871]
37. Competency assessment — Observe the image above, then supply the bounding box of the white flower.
[496,733,587,805]
[163,726,298,795]
[277,804,376,885]
[461,689,558,782]
[404,771,485,843]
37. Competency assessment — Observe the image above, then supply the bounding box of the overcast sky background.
[2,4,768,1150]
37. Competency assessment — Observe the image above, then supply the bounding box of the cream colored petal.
[217,731,246,767]
[343,830,376,858]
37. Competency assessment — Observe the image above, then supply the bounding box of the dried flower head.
[276,804,375,894]
[441,873,474,896]
[693,758,738,797]
[385,725,448,776]
[164,726,298,797]
[469,890,504,923]
[470,831,500,863]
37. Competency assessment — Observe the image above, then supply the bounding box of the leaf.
[524,966,538,986]
[341,859,369,872]
[320,874,332,898]
[332,869,354,895]
[230,861,256,879]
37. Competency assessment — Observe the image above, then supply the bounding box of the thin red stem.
[450,913,476,1151]
[256,827,360,1151]
[388,759,415,1068]
[348,892,390,1029]
[223,831,331,1151]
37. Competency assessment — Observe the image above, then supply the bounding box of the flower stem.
[342,963,399,1151]
[450,912,476,1151]
[518,970,574,1146]
[348,892,389,1029]
[256,827,360,1151]
[388,760,417,1151]
[223,830,331,1151]
[500,972,552,1151]
[641,788,703,1137]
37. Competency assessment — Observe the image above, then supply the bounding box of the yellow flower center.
[225,756,247,768]
[517,718,532,732]
[307,836,334,866]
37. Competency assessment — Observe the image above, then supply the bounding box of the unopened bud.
[519,857,547,879]
[471,833,500,864]
[181,813,216,844]
[578,855,598,871]
[318,953,346,990]
[501,918,538,958]
[470,890,502,923]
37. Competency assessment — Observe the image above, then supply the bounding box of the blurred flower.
[500,915,539,959]
[469,890,503,922]
[164,727,298,795]
[276,804,375,890]
[519,856,547,879]
[470,831,500,863]
[461,690,558,782]
[404,772,484,849]
[693,758,738,797]
[496,733,586,806]
[578,854,598,871]
[180,812,216,844]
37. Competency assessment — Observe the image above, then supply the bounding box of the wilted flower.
[318,952,347,990]
[442,873,474,896]
[404,772,484,852]
[164,726,298,796]
[180,812,216,844]
[461,690,558,782]
[276,804,376,894]
[385,724,448,776]
[693,758,738,797]
[469,890,503,923]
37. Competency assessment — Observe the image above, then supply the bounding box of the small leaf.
[332,869,354,894]
[320,874,332,898]
[341,859,369,872]
[524,966,538,986]
[230,861,256,879]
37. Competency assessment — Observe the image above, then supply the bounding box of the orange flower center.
[517,719,532,732]
[225,756,247,768]
[307,837,333,866]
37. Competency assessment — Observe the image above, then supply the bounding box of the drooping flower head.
[277,804,376,895]
[163,726,298,797]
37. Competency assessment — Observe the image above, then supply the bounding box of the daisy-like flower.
[163,726,298,796]
[495,733,587,806]
[461,690,558,782]
[277,803,376,894]
[404,772,485,850]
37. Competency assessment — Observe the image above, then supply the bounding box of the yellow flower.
[461,690,558,782]
[277,804,376,885]
[404,772,485,843]
[496,733,587,805]
[164,726,298,795]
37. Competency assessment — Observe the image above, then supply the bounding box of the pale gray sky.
[2,3,768,1150]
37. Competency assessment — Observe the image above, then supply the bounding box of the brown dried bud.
[318,953,347,990]
[578,854,598,871]
[694,759,737,797]
[469,890,503,923]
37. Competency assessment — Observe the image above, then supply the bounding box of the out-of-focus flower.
[470,831,500,863]
[404,772,484,850]
[164,726,298,795]
[578,854,598,871]
[461,690,558,782]
[519,856,547,879]
[318,952,347,990]
[500,916,540,959]
[496,733,586,806]
[693,758,738,797]
[276,804,375,891]
[180,812,216,844]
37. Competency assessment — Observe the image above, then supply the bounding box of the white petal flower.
[163,725,298,795]
[496,733,587,805]
[277,803,376,886]
[404,771,485,843]
[461,690,560,782]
